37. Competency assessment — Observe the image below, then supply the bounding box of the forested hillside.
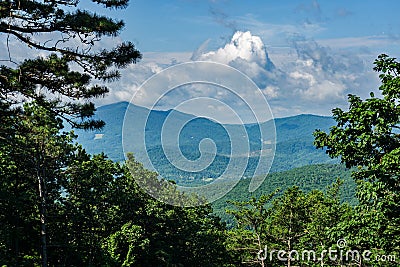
[212,163,356,224]
[73,103,337,184]
[1,0,399,266]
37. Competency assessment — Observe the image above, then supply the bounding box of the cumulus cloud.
[191,31,281,101]
[194,31,274,69]
[189,30,379,117]
[99,30,379,119]
[2,26,379,120]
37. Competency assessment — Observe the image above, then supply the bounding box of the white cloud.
[196,31,271,67]
[95,52,193,106]
[263,85,279,98]
[191,31,279,101]
[317,35,400,49]
[290,71,316,85]
[188,30,380,117]
[303,80,345,100]
[1,28,381,120]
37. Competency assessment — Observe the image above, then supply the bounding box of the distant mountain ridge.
[73,102,337,185]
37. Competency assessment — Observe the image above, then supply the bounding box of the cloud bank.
[188,31,379,117]
[1,28,378,120]
[102,30,380,119]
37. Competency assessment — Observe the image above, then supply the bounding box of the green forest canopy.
[0,0,399,266]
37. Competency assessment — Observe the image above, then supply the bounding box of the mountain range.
[72,102,338,185]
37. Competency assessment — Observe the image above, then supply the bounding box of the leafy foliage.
[0,0,141,129]
[226,182,352,266]
[213,163,356,224]
[0,102,231,266]
[314,54,400,266]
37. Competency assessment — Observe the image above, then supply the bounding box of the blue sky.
[90,0,400,121]
[119,0,400,53]
[4,0,397,121]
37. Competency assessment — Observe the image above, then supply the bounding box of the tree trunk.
[37,162,47,267]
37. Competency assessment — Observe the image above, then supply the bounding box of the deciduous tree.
[314,54,400,266]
